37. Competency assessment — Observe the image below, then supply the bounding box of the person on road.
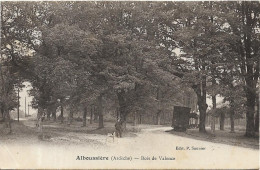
[115,119,123,138]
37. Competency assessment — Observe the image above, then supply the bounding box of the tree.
[219,2,260,137]
[217,64,246,132]
[3,1,258,138]
[148,2,228,132]
[138,1,259,135]
[1,2,54,129]
[0,62,18,133]
[71,2,179,128]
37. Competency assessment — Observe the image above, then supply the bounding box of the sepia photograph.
[0,1,259,169]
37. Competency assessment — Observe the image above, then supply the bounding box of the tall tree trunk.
[240,2,258,137]
[198,100,207,132]
[68,106,73,126]
[220,112,225,130]
[93,106,98,122]
[83,106,87,127]
[156,87,161,125]
[99,114,104,128]
[230,110,235,133]
[2,91,12,133]
[211,93,216,133]
[47,108,51,121]
[134,111,137,126]
[97,95,104,129]
[51,105,56,121]
[1,107,4,121]
[210,4,216,134]
[245,89,256,137]
[52,110,56,121]
[90,105,93,124]
[60,104,64,123]
[255,93,259,132]
[5,110,12,134]
[156,111,161,125]
[193,76,207,133]
[17,88,19,122]
[116,107,120,121]
[117,90,128,130]
[139,114,142,124]
[37,107,44,139]
[230,99,235,133]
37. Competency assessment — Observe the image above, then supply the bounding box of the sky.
[18,82,37,116]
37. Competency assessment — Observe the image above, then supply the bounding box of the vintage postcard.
[0,1,259,169]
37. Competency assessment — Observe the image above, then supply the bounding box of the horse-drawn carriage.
[172,106,198,131]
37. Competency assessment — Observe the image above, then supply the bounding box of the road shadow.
[166,128,259,150]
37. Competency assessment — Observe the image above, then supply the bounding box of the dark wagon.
[172,106,191,131]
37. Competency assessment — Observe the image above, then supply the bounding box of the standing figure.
[115,119,123,138]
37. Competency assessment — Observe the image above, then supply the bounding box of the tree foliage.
[1,1,259,136]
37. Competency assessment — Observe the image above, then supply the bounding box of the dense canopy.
[1,1,259,137]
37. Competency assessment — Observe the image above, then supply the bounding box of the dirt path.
[0,121,259,169]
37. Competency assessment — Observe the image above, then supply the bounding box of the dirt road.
[0,123,258,169]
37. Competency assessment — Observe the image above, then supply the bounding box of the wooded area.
[1,1,259,138]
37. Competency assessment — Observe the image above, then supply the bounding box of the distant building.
[9,109,26,119]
